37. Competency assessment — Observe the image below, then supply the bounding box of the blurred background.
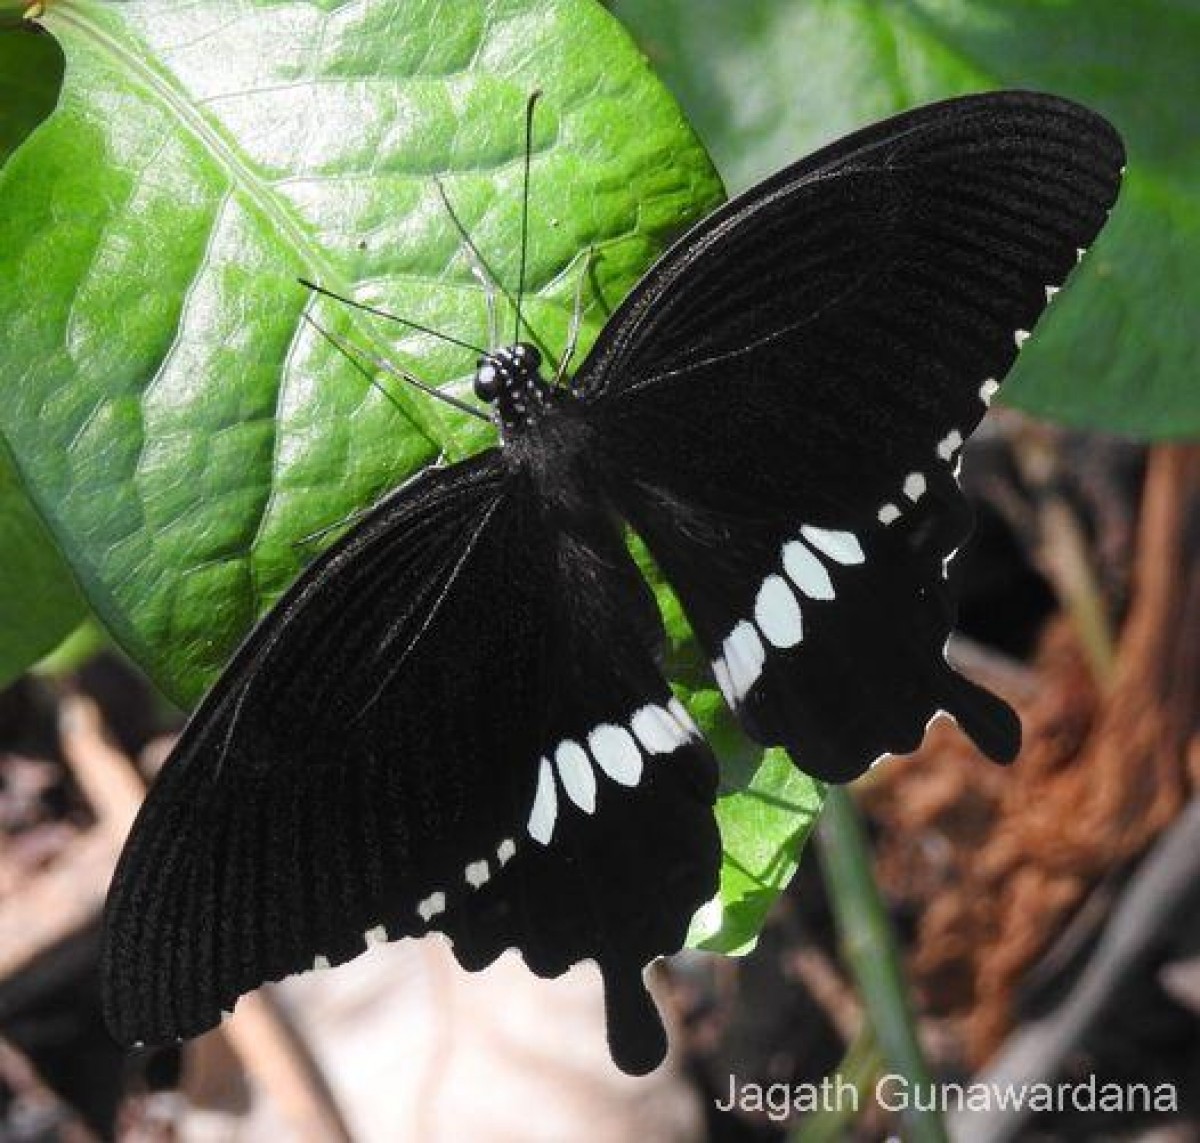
[2,1,1198,1140]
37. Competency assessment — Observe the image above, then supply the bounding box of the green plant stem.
[1013,429,1118,687]
[790,1024,882,1143]
[1038,495,1118,684]
[816,786,948,1143]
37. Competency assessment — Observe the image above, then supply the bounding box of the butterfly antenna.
[513,89,542,345]
[433,178,501,350]
[556,245,597,387]
[433,177,559,370]
[299,279,487,357]
[301,313,491,424]
[291,503,375,552]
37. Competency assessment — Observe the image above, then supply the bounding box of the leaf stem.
[816,786,948,1143]
[790,1023,882,1143]
[1014,428,1118,685]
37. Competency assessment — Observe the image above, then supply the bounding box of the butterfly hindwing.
[610,471,1017,781]
[102,449,720,1073]
[579,92,1125,780]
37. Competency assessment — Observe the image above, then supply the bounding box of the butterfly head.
[474,343,550,434]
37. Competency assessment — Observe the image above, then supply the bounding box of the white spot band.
[723,620,765,700]
[588,724,643,787]
[631,704,687,754]
[800,526,864,565]
[755,575,804,649]
[528,757,557,844]
[417,891,446,922]
[555,739,596,813]
[903,472,926,501]
[782,540,834,600]
[465,860,490,888]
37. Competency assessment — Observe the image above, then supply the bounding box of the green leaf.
[0,438,87,688]
[0,0,815,956]
[0,26,85,686]
[610,0,1200,438]
[686,687,824,954]
[31,616,108,679]
[0,24,64,164]
[0,0,722,707]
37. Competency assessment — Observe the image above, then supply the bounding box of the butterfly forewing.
[579,91,1125,780]
[102,450,720,1073]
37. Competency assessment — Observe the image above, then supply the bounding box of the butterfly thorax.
[474,343,555,438]
[473,344,602,522]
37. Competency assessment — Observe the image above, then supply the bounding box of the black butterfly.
[102,91,1124,1075]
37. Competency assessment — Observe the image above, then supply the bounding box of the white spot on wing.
[417,891,446,921]
[937,429,963,462]
[588,724,643,786]
[1045,284,1060,302]
[313,955,330,971]
[497,837,516,865]
[878,503,901,525]
[723,621,765,700]
[555,739,596,813]
[631,704,686,754]
[667,697,699,739]
[903,472,926,501]
[364,925,388,946]
[465,859,490,888]
[782,540,834,599]
[755,575,804,649]
[712,656,735,707]
[980,378,999,405]
[1014,329,1030,347]
[800,526,864,565]
[527,757,557,844]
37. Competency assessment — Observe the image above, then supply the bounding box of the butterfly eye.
[474,361,500,402]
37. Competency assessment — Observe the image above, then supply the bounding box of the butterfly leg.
[557,245,598,388]
[302,314,490,424]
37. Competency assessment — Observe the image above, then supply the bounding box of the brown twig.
[948,797,1200,1143]
[0,1035,99,1143]
[966,443,1198,1057]
[790,947,862,1044]
[946,635,1040,706]
[219,992,354,1143]
[0,693,131,979]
